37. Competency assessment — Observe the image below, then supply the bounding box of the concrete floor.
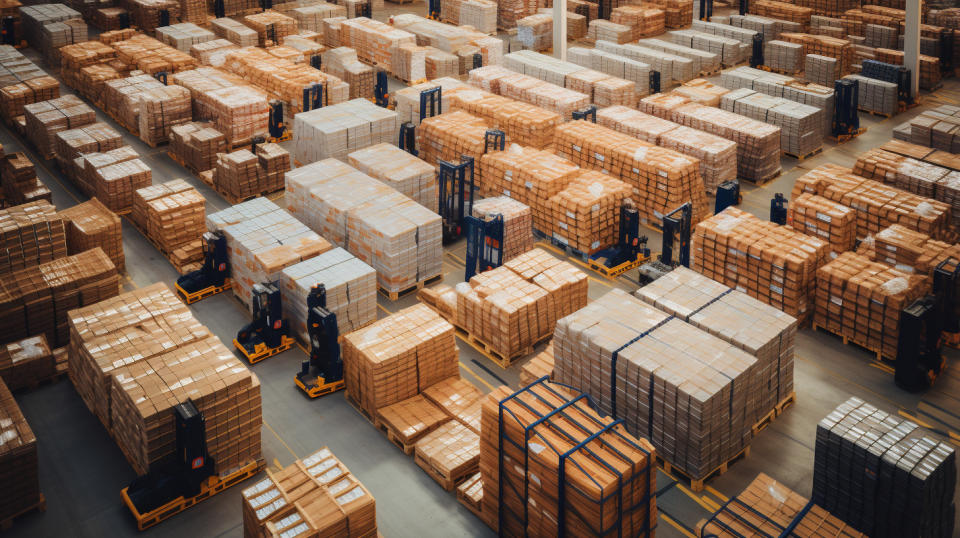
[4,9,960,538]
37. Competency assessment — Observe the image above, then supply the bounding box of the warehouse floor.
[5,10,960,538]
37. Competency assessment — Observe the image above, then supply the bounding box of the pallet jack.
[121,400,263,530]
[637,202,691,285]
[714,180,741,214]
[895,258,959,392]
[587,201,651,279]
[770,193,788,225]
[234,282,295,364]
[464,213,504,280]
[267,100,290,142]
[175,231,232,304]
[295,285,345,398]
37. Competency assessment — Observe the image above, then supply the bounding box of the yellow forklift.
[294,284,345,398]
[234,282,295,364]
[175,231,232,304]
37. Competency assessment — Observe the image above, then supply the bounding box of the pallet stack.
[322,47,374,100]
[292,98,397,164]
[875,48,941,90]
[718,66,836,136]
[468,64,592,118]
[347,143,436,209]
[471,196,533,261]
[813,397,956,537]
[553,120,709,230]
[852,148,960,224]
[779,32,853,75]
[280,247,377,344]
[894,106,960,151]
[290,3,346,32]
[479,378,657,535]
[597,105,737,194]
[120,0,178,34]
[207,198,332,311]
[792,163,952,240]
[0,75,59,126]
[415,109,491,168]
[340,17,416,68]
[425,47,460,80]
[0,377,40,526]
[19,4,85,64]
[751,0,812,27]
[131,179,205,272]
[171,67,269,147]
[211,142,290,201]
[57,40,116,97]
[54,122,124,186]
[1,247,118,347]
[241,447,377,538]
[857,225,960,292]
[211,17,259,47]
[805,53,840,85]
[0,335,54,392]
[243,11,297,47]
[788,193,857,253]
[610,6,665,39]
[445,84,562,149]
[110,34,197,75]
[169,122,226,173]
[59,198,124,272]
[136,85,192,146]
[102,73,163,132]
[24,94,95,159]
[495,0,537,29]
[442,0,497,35]
[516,13,552,52]
[0,200,66,274]
[342,303,459,418]
[764,39,805,72]
[286,159,442,294]
[390,14,503,70]
[693,207,830,320]
[1,152,49,206]
[156,22,216,51]
[644,0,692,28]
[92,158,152,213]
[720,88,823,158]
[549,171,631,253]
[189,38,238,67]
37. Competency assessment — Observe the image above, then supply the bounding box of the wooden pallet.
[9,370,67,394]
[659,444,750,493]
[166,151,209,176]
[783,146,823,162]
[345,391,376,424]
[0,494,46,531]
[745,168,782,186]
[828,127,867,144]
[811,323,891,362]
[414,450,477,492]
[456,473,484,519]
[127,218,202,275]
[759,64,800,76]
[858,107,893,119]
[374,417,424,456]
[751,391,797,435]
[378,273,442,301]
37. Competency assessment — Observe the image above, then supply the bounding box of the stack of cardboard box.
[446,84,561,149]
[171,67,268,147]
[348,143,437,209]
[0,377,40,524]
[0,152,49,206]
[788,192,857,253]
[169,122,225,173]
[0,200,66,273]
[0,335,54,391]
[131,179,205,272]
[24,94,95,158]
[59,198,124,271]
[292,98,398,164]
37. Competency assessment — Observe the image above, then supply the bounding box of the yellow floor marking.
[705,485,729,502]
[272,458,284,472]
[701,495,721,512]
[898,410,935,430]
[677,484,714,512]
[264,420,298,459]
[459,361,495,392]
[660,513,696,538]
[377,303,391,315]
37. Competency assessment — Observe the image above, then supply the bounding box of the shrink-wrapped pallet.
[292,98,396,164]
[843,74,898,117]
[610,6,665,39]
[719,66,835,135]
[280,247,376,344]
[644,0,692,28]
[805,53,839,86]
[1,152,49,206]
[321,47,374,99]
[778,32,853,75]
[471,196,533,261]
[120,0,179,35]
[445,84,561,149]
[348,143,436,209]
[0,200,66,274]
[340,17,415,68]
[110,34,197,75]
[446,0,497,35]
[392,77,466,126]
[342,304,458,417]
[285,159,442,292]
[596,40,695,86]
[137,84,192,146]
[390,14,502,69]
[553,120,709,229]
[156,22,215,51]
[636,38,721,74]
[54,122,124,186]
[670,28,744,67]
[549,171,631,253]
[415,109,488,167]
[792,163,952,240]
[57,40,116,96]
[2,247,118,347]
[0,377,40,523]
[20,4,85,64]
[587,19,632,43]
[102,73,164,132]
[469,65,589,118]
[0,75,59,124]
[291,3,345,32]
[0,335,54,391]
[750,0,812,27]
[516,13,551,51]
[693,207,830,320]
[170,67,269,146]
[131,179,205,271]
[92,8,129,31]
[788,193,856,253]
[764,39,804,73]
[92,158,152,213]
[377,394,450,447]
[720,88,822,157]
[59,198,123,271]
[391,43,427,83]
[212,142,290,200]
[415,420,480,487]
[24,94,95,158]
[211,17,258,47]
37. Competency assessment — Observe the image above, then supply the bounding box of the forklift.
[572,105,597,122]
[267,100,290,142]
[294,285,345,398]
[374,71,390,108]
[714,180,741,214]
[770,193,788,225]
[121,400,263,530]
[831,78,864,143]
[234,282,295,364]
[637,202,692,285]
[587,201,651,279]
[428,0,441,20]
[302,82,324,113]
[895,258,958,392]
[175,231,232,304]
[464,212,504,280]
[399,86,442,156]
[438,130,505,244]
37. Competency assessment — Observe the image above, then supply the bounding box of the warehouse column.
[553,0,567,61]
[904,0,921,97]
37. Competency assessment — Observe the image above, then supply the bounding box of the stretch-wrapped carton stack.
[73,145,137,201]
[0,336,54,392]
[120,0,178,34]
[57,40,116,96]
[425,47,459,80]
[779,32,853,75]
[443,0,497,35]
[169,122,225,173]
[636,38,721,74]
[445,84,560,149]
[390,15,503,70]
[131,179,205,271]
[416,110,488,167]
[471,196,533,261]
[92,158,152,213]
[242,447,378,538]
[136,85,191,146]
[54,122,123,186]
[0,377,39,524]
[479,379,657,535]
[858,224,960,274]
[553,120,709,229]
[0,200,66,274]
[2,247,118,347]
[286,159,442,293]
[644,0,691,28]
[391,43,428,84]
[0,72,59,126]
[171,67,269,147]
[636,266,797,421]
[392,78,466,127]
[291,3,345,32]
[750,0,812,27]
[280,247,376,344]
[293,99,397,164]
[102,73,164,132]
[1,152,49,206]
[566,47,651,99]
[348,143,436,209]
[875,48,941,90]
[24,94,95,158]
[212,142,290,200]
[377,394,450,448]
[92,8,129,31]
[693,207,830,320]
[719,66,836,135]
[844,74,898,117]
[156,22,215,51]
[894,105,960,151]
[207,198,332,310]
[596,40,696,86]
[720,88,822,157]
[469,64,590,118]
[788,193,856,253]
[670,29,745,67]
[805,54,840,85]
[611,6,665,39]
[764,39,804,73]
[110,33,197,75]
[244,10,298,47]
[496,0,537,29]
[343,304,458,417]
[517,13,551,51]
[598,105,737,194]
[549,171,632,253]
[59,198,123,271]
[587,19,632,43]
[340,17,415,68]
[211,17,258,47]
[20,4,85,64]
[553,288,759,484]
[792,163,952,240]
[322,47,374,100]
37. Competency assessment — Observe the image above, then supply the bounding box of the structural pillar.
[904,0,921,97]
[553,0,567,61]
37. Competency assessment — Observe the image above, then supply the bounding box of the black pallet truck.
[637,202,691,285]
[464,213,504,281]
[374,71,390,108]
[438,156,476,243]
[295,285,344,398]
[234,282,295,364]
[587,201,651,278]
[831,78,864,142]
[175,231,231,304]
[896,259,958,392]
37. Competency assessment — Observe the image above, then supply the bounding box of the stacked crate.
[416,110,489,167]
[693,207,830,320]
[57,40,116,97]
[764,39,804,73]
[390,14,503,70]
[347,143,436,209]
[54,122,123,187]
[718,66,836,136]
[720,88,823,157]
[102,73,164,132]
[805,53,840,85]
[169,122,225,173]
[155,23,215,51]
[1,247,118,347]
[844,74,898,116]
[0,75,59,126]
[24,94,95,159]
[635,38,721,75]
[1,152,49,206]
[292,98,397,164]
[136,85,192,146]
[0,336,54,391]
[670,29,746,67]
[0,377,40,524]
[342,304,459,417]
[59,198,123,271]
[471,196,533,261]
[291,3,345,32]
[131,180,205,272]
[645,0,692,28]
[779,32,853,75]
[171,67,269,147]
[788,193,856,253]
[516,13,551,51]
[189,38,238,67]
[110,34,197,75]
[285,159,442,294]
[321,47,374,100]
[425,48,460,80]
[280,247,377,344]
[445,84,561,149]
[446,0,497,35]
[19,4,85,64]
[91,158,152,213]
[212,142,290,201]
[553,120,709,230]
[852,147,959,225]
[210,17,258,47]
[0,200,66,274]
[207,198,332,311]
[120,0,178,34]
[875,48,941,90]
[610,6,665,39]
[549,171,631,253]
[340,17,416,68]
[469,64,592,118]
[751,0,812,27]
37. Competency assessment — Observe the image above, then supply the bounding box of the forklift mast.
[251,283,285,347]
[268,100,284,139]
[398,87,442,155]
[374,71,389,108]
[660,202,692,268]
[438,156,476,243]
[750,33,763,68]
[302,83,324,112]
[833,78,860,138]
[572,105,597,122]
[714,180,740,214]
[895,258,958,392]
[485,129,505,153]
[770,193,788,225]
[464,213,504,281]
[649,70,661,95]
[304,285,342,381]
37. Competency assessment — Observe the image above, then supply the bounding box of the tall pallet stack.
[553,120,709,230]
[59,198,124,272]
[19,4,85,64]
[286,159,442,294]
[597,105,737,194]
[0,336,54,392]
[189,38,238,66]
[468,64,591,118]
[102,73,164,132]
[441,0,497,35]
[57,40,116,98]
[416,110,489,167]
[0,70,59,127]
[553,289,760,484]
[720,88,823,157]
[779,32,853,75]
[211,142,290,201]
[1,247,118,347]
[0,377,40,526]
[156,22,216,51]
[390,14,503,69]
[292,98,397,164]
[0,200,66,274]
[751,0,812,27]
[210,17,258,47]
[241,447,377,538]
[805,53,840,85]
[610,6,665,39]
[496,0,537,29]
[321,47,374,100]
[169,122,225,173]
[788,193,856,253]
[792,163,952,240]
[516,13,552,52]
[120,0,178,34]
[342,304,459,418]
[290,3,345,32]
[479,379,657,536]
[693,207,830,320]
[280,247,377,344]
[110,34,197,75]
[813,398,956,537]
[24,94,95,159]
[718,66,836,136]
[340,17,416,68]
[645,0,692,28]
[54,122,123,186]
[91,157,153,213]
[131,179,205,272]
[549,171,632,253]
[471,197,533,261]
[445,84,561,149]
[347,143,436,209]
[1,152,49,206]
[171,67,267,146]
[207,198,332,311]
[136,85,191,146]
